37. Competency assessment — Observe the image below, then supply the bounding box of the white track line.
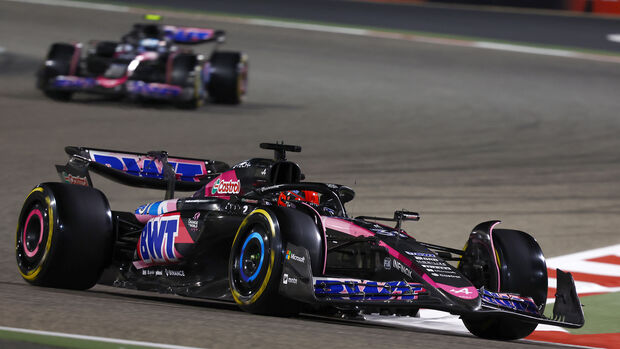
[608,34,620,43]
[4,0,128,12]
[547,244,620,277]
[0,326,204,349]
[3,0,620,64]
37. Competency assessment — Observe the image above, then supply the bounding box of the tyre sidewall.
[15,183,113,289]
[229,208,283,312]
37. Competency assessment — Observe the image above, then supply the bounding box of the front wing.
[279,245,584,329]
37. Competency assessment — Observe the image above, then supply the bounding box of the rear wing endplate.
[56,146,229,199]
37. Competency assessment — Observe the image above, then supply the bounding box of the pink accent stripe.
[96,76,128,88]
[69,43,80,76]
[23,209,44,258]
[166,53,176,84]
[132,260,150,270]
[489,221,502,292]
[134,214,156,224]
[322,217,374,237]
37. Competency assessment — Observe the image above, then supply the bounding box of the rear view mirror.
[394,210,420,222]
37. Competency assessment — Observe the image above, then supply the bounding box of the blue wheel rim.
[239,231,265,282]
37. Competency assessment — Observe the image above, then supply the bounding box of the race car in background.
[15,143,584,340]
[36,17,248,108]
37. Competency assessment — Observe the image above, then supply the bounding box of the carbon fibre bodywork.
[32,143,584,338]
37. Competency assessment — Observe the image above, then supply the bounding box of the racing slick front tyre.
[15,183,113,290]
[458,228,548,340]
[37,43,76,101]
[170,53,201,110]
[207,51,248,105]
[229,209,299,316]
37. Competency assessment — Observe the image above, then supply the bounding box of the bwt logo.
[127,81,181,97]
[170,29,214,42]
[53,76,96,89]
[139,215,180,264]
[92,153,204,181]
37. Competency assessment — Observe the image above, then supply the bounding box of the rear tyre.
[229,209,298,316]
[15,183,113,290]
[207,51,248,104]
[458,228,547,340]
[37,43,76,101]
[170,53,201,109]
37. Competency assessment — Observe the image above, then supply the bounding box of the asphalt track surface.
[122,0,620,53]
[1,1,619,348]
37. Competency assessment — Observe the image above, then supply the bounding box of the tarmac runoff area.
[0,0,619,348]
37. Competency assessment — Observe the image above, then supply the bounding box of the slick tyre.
[207,51,248,104]
[37,43,76,101]
[169,53,201,109]
[229,209,298,316]
[459,228,547,340]
[15,183,113,290]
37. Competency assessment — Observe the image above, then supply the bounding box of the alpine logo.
[451,287,473,295]
[211,178,241,195]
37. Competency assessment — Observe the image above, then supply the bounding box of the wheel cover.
[16,187,54,280]
[239,231,265,282]
[231,224,271,298]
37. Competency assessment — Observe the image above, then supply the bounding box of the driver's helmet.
[277,190,320,207]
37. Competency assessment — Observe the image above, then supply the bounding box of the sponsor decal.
[164,269,186,277]
[232,161,251,169]
[126,81,181,98]
[283,273,298,285]
[141,269,163,276]
[481,289,539,315]
[90,151,206,182]
[165,26,215,43]
[135,200,177,217]
[187,212,200,231]
[374,229,397,237]
[392,259,412,278]
[137,214,192,264]
[314,278,425,300]
[383,257,391,270]
[210,178,241,195]
[62,172,89,186]
[285,250,305,263]
[53,76,96,89]
[406,251,436,257]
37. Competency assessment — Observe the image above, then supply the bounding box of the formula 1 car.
[15,143,584,340]
[36,19,248,108]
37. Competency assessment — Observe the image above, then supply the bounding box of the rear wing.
[56,146,229,199]
[163,25,225,44]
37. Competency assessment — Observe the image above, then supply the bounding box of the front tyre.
[15,183,113,290]
[229,209,297,315]
[37,43,77,101]
[169,53,202,109]
[459,227,548,340]
[207,51,248,105]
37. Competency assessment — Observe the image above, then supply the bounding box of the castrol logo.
[211,178,241,195]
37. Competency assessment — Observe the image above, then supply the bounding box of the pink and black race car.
[36,20,248,108]
[15,143,584,340]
